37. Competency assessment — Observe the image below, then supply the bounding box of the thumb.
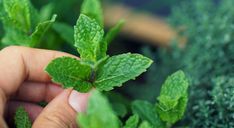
[32,89,90,128]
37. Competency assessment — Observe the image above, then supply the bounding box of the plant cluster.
[148,0,234,127]
[77,70,189,128]
[0,0,80,50]
[0,0,190,128]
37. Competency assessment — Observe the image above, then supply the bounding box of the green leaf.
[14,106,32,128]
[112,102,127,118]
[95,53,153,91]
[27,1,39,29]
[30,14,57,47]
[101,20,124,55]
[106,91,130,118]
[139,121,153,128]
[77,90,119,128]
[74,14,104,62]
[39,3,54,22]
[123,115,139,128]
[1,29,31,46]
[45,57,93,92]
[2,0,31,32]
[105,20,125,45]
[53,22,74,46]
[132,100,164,128]
[81,0,103,27]
[156,70,189,124]
[0,0,54,47]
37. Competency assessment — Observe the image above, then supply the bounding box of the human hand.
[0,46,90,128]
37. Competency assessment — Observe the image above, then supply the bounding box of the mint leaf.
[100,20,125,55]
[30,14,57,47]
[77,90,120,128]
[45,57,93,92]
[2,0,31,33]
[74,14,104,62]
[139,121,153,128]
[0,0,55,47]
[81,0,103,27]
[95,53,153,91]
[14,106,32,128]
[132,100,164,128]
[1,30,31,46]
[39,3,54,22]
[156,70,189,124]
[105,20,125,45]
[123,115,139,128]
[112,102,127,118]
[107,91,130,118]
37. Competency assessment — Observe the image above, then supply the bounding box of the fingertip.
[32,89,77,128]
[68,90,90,113]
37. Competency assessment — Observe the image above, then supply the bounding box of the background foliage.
[1,0,234,127]
[143,0,234,127]
[108,0,234,127]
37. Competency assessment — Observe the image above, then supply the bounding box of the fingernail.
[68,90,90,112]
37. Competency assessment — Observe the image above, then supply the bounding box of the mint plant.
[155,70,189,124]
[0,0,191,127]
[78,90,120,128]
[158,0,234,127]
[77,70,189,128]
[0,0,56,48]
[123,114,140,128]
[45,0,152,92]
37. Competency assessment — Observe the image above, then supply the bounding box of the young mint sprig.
[45,14,153,92]
[132,70,189,127]
[156,70,189,124]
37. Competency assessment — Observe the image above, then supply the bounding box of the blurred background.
[1,0,234,127]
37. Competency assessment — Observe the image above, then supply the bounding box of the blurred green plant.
[0,0,57,48]
[0,0,192,127]
[123,45,181,102]
[0,0,81,50]
[78,70,189,128]
[124,0,234,127]
[44,0,190,127]
[31,0,82,24]
[149,0,234,127]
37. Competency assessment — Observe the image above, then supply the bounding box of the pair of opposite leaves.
[46,14,153,92]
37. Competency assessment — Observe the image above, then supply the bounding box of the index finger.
[0,46,77,99]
